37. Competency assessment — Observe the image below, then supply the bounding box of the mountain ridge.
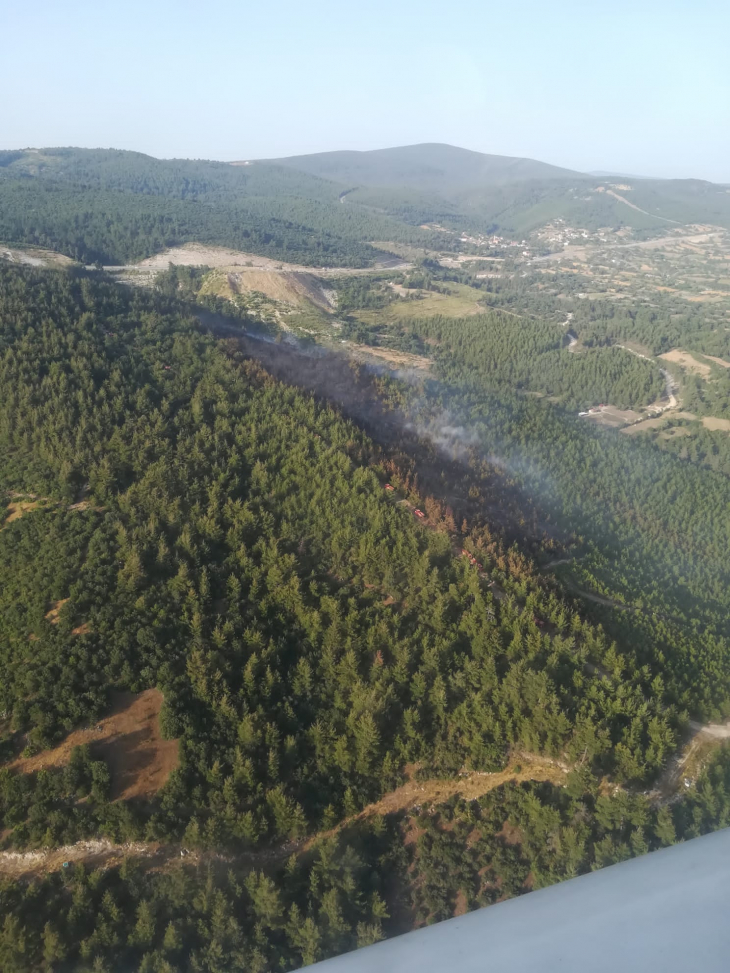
[255,142,583,193]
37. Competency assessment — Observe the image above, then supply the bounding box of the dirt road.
[617,345,678,412]
[97,243,412,278]
[0,756,566,879]
[647,721,730,805]
[690,720,730,741]
[601,188,682,225]
[560,582,684,626]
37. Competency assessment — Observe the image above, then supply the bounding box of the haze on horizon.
[1,0,729,183]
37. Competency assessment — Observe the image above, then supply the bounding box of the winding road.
[0,756,566,879]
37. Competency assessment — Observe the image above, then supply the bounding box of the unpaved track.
[602,188,682,225]
[648,724,730,805]
[0,756,566,879]
[99,243,411,278]
[690,719,730,741]
[564,583,683,625]
[616,345,678,412]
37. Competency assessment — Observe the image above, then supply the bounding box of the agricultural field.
[351,279,488,324]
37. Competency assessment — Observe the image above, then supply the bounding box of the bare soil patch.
[3,495,97,527]
[622,416,667,435]
[623,410,697,435]
[453,889,468,916]
[649,730,730,805]
[3,500,40,524]
[702,416,730,432]
[659,349,712,377]
[0,754,566,879]
[339,755,567,826]
[137,244,297,272]
[204,268,334,312]
[585,406,642,428]
[660,427,692,440]
[496,819,522,846]
[0,839,174,880]
[348,343,432,371]
[403,822,426,848]
[702,354,730,369]
[44,598,69,623]
[1,245,75,269]
[7,689,179,802]
[116,243,409,277]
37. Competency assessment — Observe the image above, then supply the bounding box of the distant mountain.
[588,170,654,180]
[2,145,730,268]
[264,144,730,236]
[262,143,582,194]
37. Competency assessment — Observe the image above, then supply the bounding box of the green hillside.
[266,142,581,192]
[0,148,440,265]
[3,237,730,970]
[270,144,730,235]
[1,145,730,273]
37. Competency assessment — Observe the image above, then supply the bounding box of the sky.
[1,0,729,181]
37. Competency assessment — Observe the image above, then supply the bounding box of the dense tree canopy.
[0,149,446,266]
[0,264,692,851]
[1,259,730,972]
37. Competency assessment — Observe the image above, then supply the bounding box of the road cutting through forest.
[98,243,412,278]
[1,714,724,879]
[0,756,567,879]
[646,721,730,806]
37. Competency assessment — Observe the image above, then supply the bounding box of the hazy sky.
[2,0,728,181]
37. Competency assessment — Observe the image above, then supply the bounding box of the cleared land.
[200,268,335,312]
[1,245,75,269]
[583,405,644,429]
[106,243,410,277]
[342,755,567,825]
[0,839,167,880]
[7,689,179,802]
[702,416,730,432]
[2,499,41,525]
[702,354,730,369]
[347,343,432,371]
[355,282,487,323]
[621,411,698,435]
[659,348,712,377]
[44,597,69,624]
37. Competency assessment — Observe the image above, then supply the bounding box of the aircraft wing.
[308,827,730,972]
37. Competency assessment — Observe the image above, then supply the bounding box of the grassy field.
[354,281,486,324]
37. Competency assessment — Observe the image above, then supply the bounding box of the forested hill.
[3,146,730,270]
[265,143,581,191]
[0,263,689,841]
[0,148,442,266]
[3,263,730,970]
[268,143,730,235]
